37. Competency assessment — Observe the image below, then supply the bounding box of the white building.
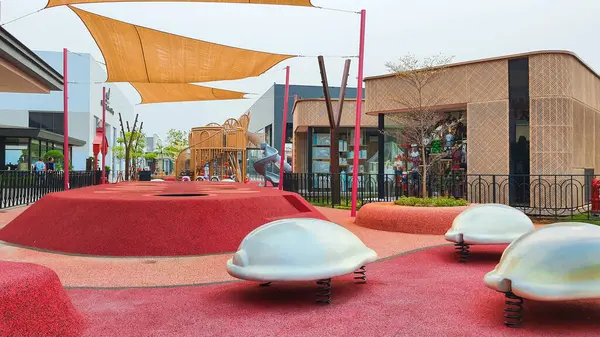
[0,50,135,172]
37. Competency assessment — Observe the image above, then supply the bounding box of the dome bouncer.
[445,204,534,262]
[484,222,600,327]
[226,218,378,304]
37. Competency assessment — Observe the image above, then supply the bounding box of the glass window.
[53,114,64,135]
[29,112,65,135]
[285,123,293,143]
[29,112,41,129]
[30,139,40,169]
[42,114,54,131]
[264,124,272,146]
[5,143,28,171]
[40,141,48,159]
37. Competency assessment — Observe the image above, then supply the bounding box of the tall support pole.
[292,94,298,171]
[351,9,366,217]
[278,66,290,190]
[63,48,70,190]
[101,86,107,184]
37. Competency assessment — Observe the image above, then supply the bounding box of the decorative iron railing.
[0,170,99,209]
[283,172,598,219]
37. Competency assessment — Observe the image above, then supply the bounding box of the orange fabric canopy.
[70,6,294,83]
[47,0,313,8]
[131,83,247,104]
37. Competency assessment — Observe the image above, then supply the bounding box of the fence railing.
[283,172,598,219]
[0,170,100,209]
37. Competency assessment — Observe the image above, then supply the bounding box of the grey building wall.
[247,84,275,137]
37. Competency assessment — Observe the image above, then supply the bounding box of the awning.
[0,126,86,146]
[70,6,294,83]
[47,0,313,8]
[131,83,247,104]
[92,127,108,155]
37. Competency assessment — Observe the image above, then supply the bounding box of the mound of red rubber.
[0,182,325,257]
[68,245,600,336]
[0,262,84,337]
[356,202,470,234]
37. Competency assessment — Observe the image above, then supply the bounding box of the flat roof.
[364,50,600,82]
[0,126,86,147]
[0,27,64,91]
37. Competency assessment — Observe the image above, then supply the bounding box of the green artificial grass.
[307,199,363,210]
[394,196,470,207]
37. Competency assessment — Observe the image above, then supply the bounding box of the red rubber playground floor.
[1,204,599,336]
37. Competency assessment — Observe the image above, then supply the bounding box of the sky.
[1,0,599,139]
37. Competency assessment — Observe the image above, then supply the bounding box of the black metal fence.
[283,172,599,219]
[0,171,99,209]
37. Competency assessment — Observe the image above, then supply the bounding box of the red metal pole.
[351,9,366,217]
[63,48,70,190]
[101,86,107,184]
[291,94,298,171]
[278,66,291,190]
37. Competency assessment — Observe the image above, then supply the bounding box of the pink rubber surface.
[67,245,600,336]
[0,182,325,256]
[0,261,84,337]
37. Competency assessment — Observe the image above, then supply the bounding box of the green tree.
[164,128,189,159]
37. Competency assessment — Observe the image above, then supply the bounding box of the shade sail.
[70,6,294,83]
[131,83,247,104]
[47,0,313,8]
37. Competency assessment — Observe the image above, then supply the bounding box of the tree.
[163,128,189,159]
[117,113,143,180]
[114,129,147,178]
[384,53,454,197]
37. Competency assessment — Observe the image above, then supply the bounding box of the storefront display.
[309,127,378,175]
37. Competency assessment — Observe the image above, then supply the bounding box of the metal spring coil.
[354,266,367,283]
[504,291,524,327]
[316,278,332,304]
[454,242,470,263]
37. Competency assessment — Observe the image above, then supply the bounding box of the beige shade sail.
[70,6,294,83]
[47,0,313,8]
[131,83,248,104]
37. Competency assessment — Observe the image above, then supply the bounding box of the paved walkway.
[0,206,445,288]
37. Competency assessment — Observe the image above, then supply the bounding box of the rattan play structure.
[175,111,263,182]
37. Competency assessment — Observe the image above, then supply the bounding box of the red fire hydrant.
[592,178,600,214]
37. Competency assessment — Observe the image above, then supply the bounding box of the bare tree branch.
[383,53,455,197]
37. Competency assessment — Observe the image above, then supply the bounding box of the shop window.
[383,110,467,175]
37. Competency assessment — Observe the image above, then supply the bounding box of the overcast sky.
[2,0,599,139]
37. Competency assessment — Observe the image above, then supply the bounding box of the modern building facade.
[0,50,135,171]
[365,50,600,177]
[247,83,363,155]
[364,50,600,205]
[292,99,377,174]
